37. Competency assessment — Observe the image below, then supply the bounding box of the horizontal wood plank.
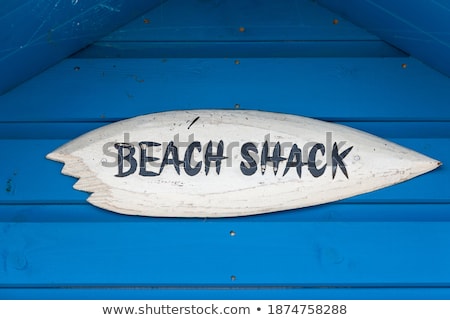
[1,121,449,140]
[1,222,450,286]
[75,40,405,59]
[1,57,449,122]
[2,287,450,300]
[101,0,379,42]
[1,203,450,223]
[76,0,405,58]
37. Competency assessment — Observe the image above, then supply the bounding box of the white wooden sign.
[47,110,441,217]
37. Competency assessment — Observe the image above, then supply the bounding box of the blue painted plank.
[318,0,450,77]
[76,0,405,58]
[78,0,404,59]
[2,288,450,300]
[1,222,450,286]
[75,40,405,58]
[101,0,380,42]
[1,203,450,223]
[0,0,165,94]
[0,138,447,205]
[0,57,449,122]
[1,121,449,140]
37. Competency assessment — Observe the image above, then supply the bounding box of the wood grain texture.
[1,57,450,122]
[1,0,449,299]
[1,222,450,286]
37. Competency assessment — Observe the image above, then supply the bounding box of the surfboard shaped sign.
[47,110,441,218]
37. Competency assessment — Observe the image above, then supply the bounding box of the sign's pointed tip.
[427,158,442,171]
[412,157,442,179]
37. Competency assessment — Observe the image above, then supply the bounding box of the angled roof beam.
[318,0,450,77]
[0,0,166,94]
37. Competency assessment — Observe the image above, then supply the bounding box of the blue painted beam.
[0,57,449,122]
[1,221,450,286]
[74,40,405,59]
[0,0,165,94]
[1,121,449,140]
[102,0,380,42]
[79,0,404,59]
[318,0,450,77]
[2,288,450,300]
[2,204,450,223]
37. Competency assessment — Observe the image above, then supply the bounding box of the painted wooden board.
[46,110,441,217]
[102,0,380,42]
[75,40,405,59]
[77,0,404,59]
[2,203,450,223]
[2,57,450,122]
[3,288,450,300]
[2,221,450,286]
[1,121,450,140]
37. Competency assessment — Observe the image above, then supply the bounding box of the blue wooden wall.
[1,0,449,299]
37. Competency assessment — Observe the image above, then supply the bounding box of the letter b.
[115,143,137,177]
